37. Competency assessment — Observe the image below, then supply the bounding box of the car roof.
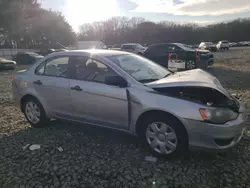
[122,43,139,45]
[47,49,130,57]
[147,43,178,48]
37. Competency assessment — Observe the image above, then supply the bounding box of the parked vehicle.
[0,58,16,70]
[76,41,107,50]
[239,41,249,46]
[121,43,146,55]
[199,42,217,52]
[13,52,44,65]
[12,50,248,157]
[143,43,214,72]
[39,49,68,56]
[106,45,113,49]
[217,41,230,50]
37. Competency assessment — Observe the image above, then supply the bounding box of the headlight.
[199,108,238,124]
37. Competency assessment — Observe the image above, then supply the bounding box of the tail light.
[195,51,200,67]
[168,53,178,61]
[11,73,15,81]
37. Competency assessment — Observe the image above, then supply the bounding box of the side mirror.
[105,75,128,88]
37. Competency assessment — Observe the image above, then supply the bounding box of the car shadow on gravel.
[1,119,249,188]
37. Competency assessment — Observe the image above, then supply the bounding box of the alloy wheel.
[25,101,41,124]
[186,61,195,69]
[146,122,178,154]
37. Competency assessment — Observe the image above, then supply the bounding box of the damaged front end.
[153,86,240,112]
[152,86,242,124]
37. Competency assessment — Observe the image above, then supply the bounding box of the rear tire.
[23,97,49,128]
[138,114,188,158]
[186,60,196,70]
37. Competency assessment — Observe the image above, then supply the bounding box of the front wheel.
[139,115,188,158]
[23,98,49,128]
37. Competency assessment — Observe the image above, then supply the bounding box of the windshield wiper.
[138,78,159,83]
[162,73,171,78]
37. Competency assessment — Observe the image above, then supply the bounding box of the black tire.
[23,97,49,128]
[138,114,188,159]
[185,60,196,70]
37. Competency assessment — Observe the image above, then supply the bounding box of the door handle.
[71,85,82,91]
[33,80,42,85]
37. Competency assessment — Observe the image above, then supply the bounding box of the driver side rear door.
[32,56,72,117]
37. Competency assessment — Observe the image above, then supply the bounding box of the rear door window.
[145,44,170,56]
[35,56,69,78]
[122,45,134,50]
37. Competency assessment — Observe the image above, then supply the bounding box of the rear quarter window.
[122,45,134,49]
[144,45,167,56]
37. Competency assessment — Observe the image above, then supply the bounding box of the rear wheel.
[186,60,196,70]
[139,115,188,158]
[23,98,49,128]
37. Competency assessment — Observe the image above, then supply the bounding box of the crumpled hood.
[146,69,230,98]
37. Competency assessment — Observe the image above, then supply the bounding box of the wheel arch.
[135,110,188,141]
[20,94,42,113]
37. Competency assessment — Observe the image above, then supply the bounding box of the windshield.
[106,54,171,83]
[135,44,145,49]
[26,52,40,57]
[175,43,193,51]
[205,42,213,45]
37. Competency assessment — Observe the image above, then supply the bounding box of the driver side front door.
[68,56,129,130]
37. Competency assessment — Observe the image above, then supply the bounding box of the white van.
[217,41,229,50]
[77,41,107,50]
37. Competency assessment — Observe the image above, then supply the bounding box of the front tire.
[23,98,49,128]
[139,115,188,158]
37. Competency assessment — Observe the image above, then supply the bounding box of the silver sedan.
[12,50,248,157]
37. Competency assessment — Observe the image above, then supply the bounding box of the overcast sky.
[40,0,250,31]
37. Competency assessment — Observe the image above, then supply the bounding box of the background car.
[199,42,217,52]
[121,43,146,55]
[13,52,44,65]
[143,43,214,71]
[239,41,250,46]
[0,58,16,70]
[217,41,230,50]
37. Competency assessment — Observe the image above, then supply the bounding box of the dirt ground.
[209,47,250,115]
[0,48,249,188]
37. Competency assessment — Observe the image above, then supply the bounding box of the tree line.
[0,0,76,49]
[78,17,250,46]
[1,0,250,49]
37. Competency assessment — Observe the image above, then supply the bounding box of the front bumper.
[182,103,248,151]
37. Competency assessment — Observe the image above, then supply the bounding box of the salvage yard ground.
[0,47,250,188]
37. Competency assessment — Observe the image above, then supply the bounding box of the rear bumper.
[182,103,248,151]
[207,58,214,66]
[0,64,16,69]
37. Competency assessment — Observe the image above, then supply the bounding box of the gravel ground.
[0,48,250,188]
